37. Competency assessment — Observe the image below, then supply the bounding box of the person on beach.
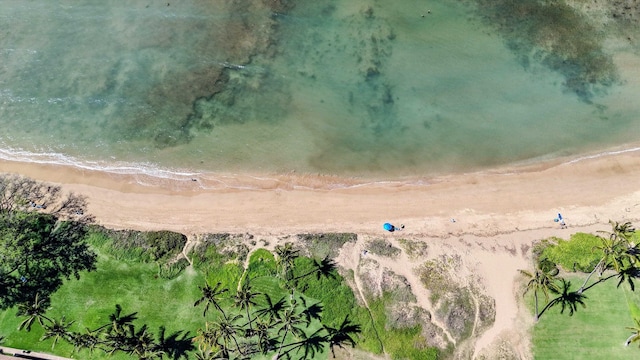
[383,223,404,232]
[554,213,567,229]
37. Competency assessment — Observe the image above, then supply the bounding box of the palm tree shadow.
[158,327,195,360]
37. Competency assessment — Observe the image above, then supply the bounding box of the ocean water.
[1,0,640,181]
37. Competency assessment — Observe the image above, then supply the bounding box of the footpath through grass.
[532,275,640,360]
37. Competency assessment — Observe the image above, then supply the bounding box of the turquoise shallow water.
[1,0,640,181]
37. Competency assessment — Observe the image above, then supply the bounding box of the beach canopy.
[383,223,394,232]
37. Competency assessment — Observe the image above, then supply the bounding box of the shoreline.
[1,142,639,191]
[0,143,638,236]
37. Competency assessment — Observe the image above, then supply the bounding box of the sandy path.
[1,146,639,358]
[361,243,457,344]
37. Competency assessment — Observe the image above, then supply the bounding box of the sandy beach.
[1,147,640,358]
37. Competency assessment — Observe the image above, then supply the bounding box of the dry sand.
[1,146,640,359]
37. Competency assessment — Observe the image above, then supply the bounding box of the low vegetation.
[93,227,188,263]
[539,233,603,272]
[365,239,401,258]
[397,238,428,260]
[297,233,357,259]
[521,220,640,356]
[417,255,495,345]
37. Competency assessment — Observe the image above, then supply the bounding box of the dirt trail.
[180,234,198,266]
[335,237,388,357]
[364,249,457,345]
[335,231,539,359]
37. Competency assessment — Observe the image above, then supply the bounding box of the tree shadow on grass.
[0,212,97,311]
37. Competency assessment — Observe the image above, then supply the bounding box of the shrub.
[398,238,428,259]
[297,233,357,258]
[89,226,186,264]
[247,248,277,278]
[192,233,250,265]
[366,239,401,258]
[157,258,190,279]
[541,233,603,272]
[146,231,188,261]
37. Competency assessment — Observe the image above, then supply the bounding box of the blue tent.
[383,223,395,232]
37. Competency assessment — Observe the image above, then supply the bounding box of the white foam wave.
[566,146,640,164]
[0,146,432,191]
[2,144,636,192]
[0,147,198,181]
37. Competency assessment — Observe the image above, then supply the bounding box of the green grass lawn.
[532,275,640,360]
[0,244,362,360]
[0,245,205,359]
[0,237,441,360]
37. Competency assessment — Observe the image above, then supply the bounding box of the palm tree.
[275,301,306,359]
[129,324,163,360]
[275,242,299,281]
[17,293,51,332]
[193,322,218,353]
[293,256,337,281]
[192,348,228,360]
[69,327,103,354]
[252,319,277,355]
[104,329,132,356]
[40,315,75,350]
[104,304,138,335]
[281,328,326,359]
[105,329,128,356]
[579,221,639,293]
[519,259,560,321]
[324,315,361,358]
[578,235,625,293]
[607,220,636,242]
[299,297,323,326]
[538,279,587,318]
[234,279,260,333]
[255,293,286,325]
[625,318,640,347]
[209,314,244,358]
[192,349,215,360]
[194,281,229,318]
[156,326,194,360]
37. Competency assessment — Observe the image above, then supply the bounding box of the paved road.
[0,346,73,360]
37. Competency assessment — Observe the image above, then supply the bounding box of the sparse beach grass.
[366,293,440,360]
[397,238,429,260]
[365,239,401,258]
